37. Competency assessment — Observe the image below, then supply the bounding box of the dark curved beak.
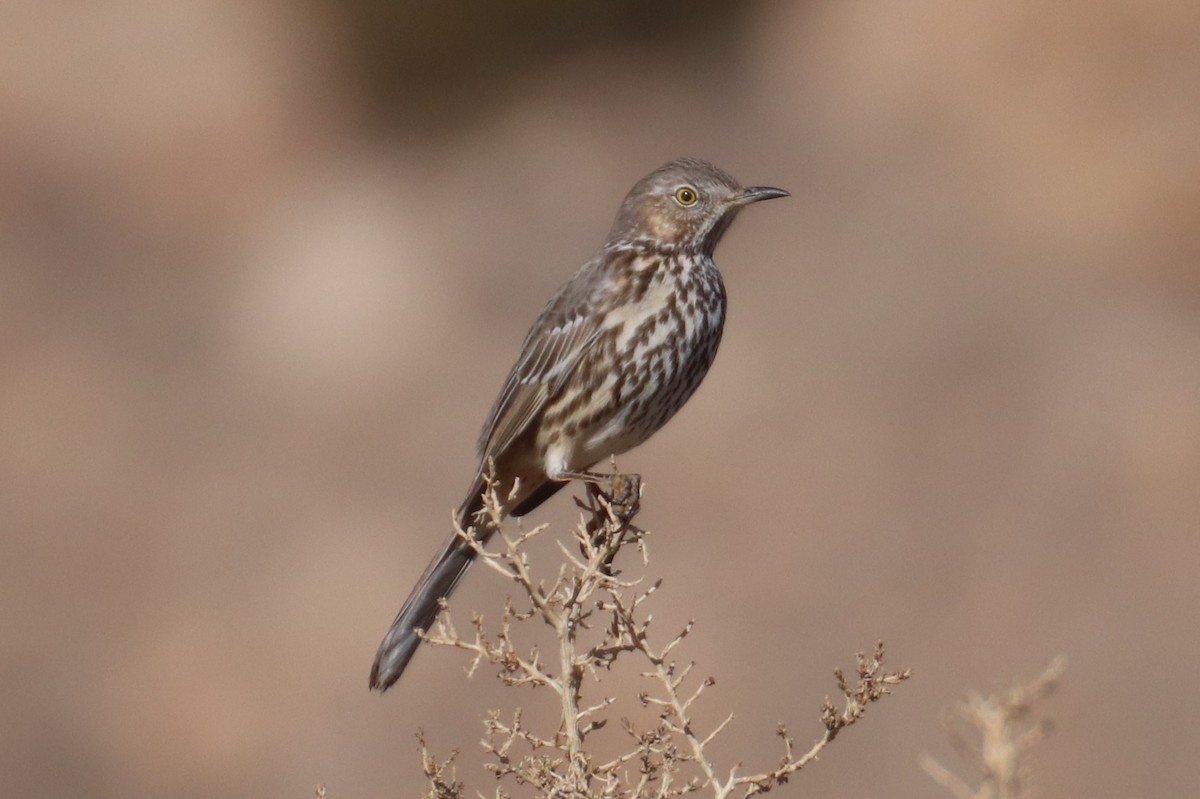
[736,186,790,205]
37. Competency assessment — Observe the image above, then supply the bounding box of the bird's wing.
[476,259,610,460]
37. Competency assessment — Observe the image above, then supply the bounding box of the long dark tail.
[368,483,488,692]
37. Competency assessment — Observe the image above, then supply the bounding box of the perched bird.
[370,158,787,691]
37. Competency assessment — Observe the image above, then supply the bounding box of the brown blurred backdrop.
[2,1,1198,797]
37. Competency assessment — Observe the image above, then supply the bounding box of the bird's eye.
[674,186,699,206]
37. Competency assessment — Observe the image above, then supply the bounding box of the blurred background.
[2,1,1198,796]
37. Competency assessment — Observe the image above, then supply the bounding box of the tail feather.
[369,486,487,691]
[369,470,568,691]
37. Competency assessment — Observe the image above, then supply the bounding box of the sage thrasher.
[370,157,787,690]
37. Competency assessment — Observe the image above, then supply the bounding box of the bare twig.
[415,471,910,798]
[921,656,1068,799]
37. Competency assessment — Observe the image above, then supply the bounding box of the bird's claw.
[604,472,641,520]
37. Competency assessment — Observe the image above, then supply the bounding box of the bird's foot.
[564,469,642,575]
[606,472,641,517]
[562,468,642,520]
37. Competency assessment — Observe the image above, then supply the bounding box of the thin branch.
[922,656,1068,799]
[415,471,910,799]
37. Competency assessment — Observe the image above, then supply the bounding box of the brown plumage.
[370,158,787,691]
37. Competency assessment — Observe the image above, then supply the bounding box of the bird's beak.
[735,186,790,205]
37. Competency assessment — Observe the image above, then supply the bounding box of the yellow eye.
[674,186,699,206]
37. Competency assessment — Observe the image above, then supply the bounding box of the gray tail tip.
[369,656,398,692]
[369,636,419,693]
[369,669,394,693]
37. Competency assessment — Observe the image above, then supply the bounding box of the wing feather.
[475,257,612,459]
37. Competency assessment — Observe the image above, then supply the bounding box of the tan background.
[3,1,1198,796]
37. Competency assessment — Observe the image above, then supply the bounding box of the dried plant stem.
[416,473,911,799]
[557,606,587,782]
[921,655,1067,799]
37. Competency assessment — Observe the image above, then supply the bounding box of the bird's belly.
[538,291,723,477]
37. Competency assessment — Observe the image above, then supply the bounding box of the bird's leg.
[561,467,642,577]
[558,468,642,519]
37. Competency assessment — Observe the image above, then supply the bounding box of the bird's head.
[607,158,788,254]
